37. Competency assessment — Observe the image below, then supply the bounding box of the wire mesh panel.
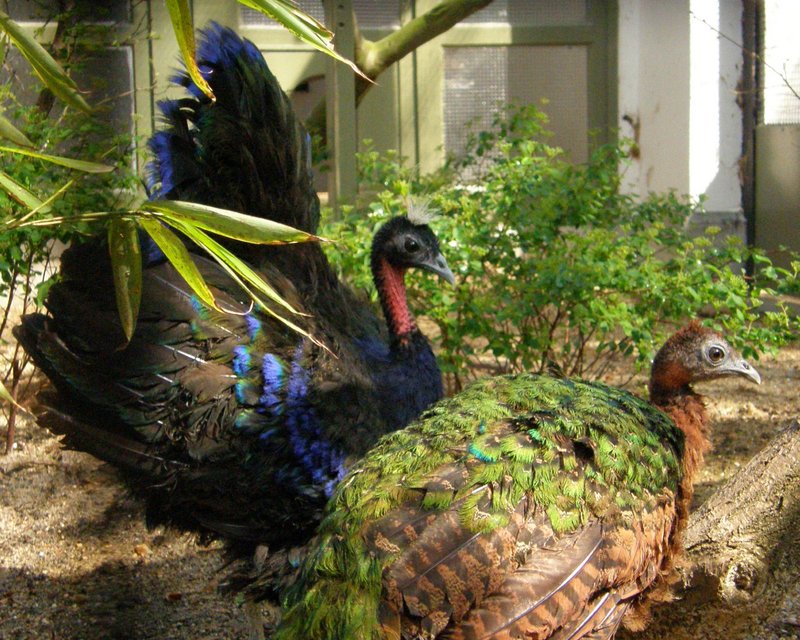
[241,1,399,29]
[761,0,800,124]
[353,0,400,28]
[508,45,588,162]
[444,45,588,162]
[73,47,136,138]
[463,0,588,26]
[443,46,509,157]
[241,1,326,26]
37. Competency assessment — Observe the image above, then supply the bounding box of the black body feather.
[15,24,452,548]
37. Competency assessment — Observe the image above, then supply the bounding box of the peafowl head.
[370,215,454,344]
[649,320,761,399]
[371,216,455,285]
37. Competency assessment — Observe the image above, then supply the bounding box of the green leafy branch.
[326,106,799,393]
[6,200,322,342]
[0,10,91,114]
[165,0,367,104]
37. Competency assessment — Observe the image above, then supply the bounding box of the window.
[760,0,800,124]
[444,45,589,162]
[463,0,588,26]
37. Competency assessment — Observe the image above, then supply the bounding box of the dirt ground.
[1,343,799,640]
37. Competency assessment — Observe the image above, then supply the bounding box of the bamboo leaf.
[144,200,320,244]
[169,220,325,348]
[240,0,332,39]
[171,219,299,315]
[0,171,45,212]
[0,10,92,113]
[6,210,111,229]
[0,145,113,173]
[0,379,33,416]
[236,0,368,80]
[149,217,324,348]
[17,178,74,222]
[138,217,221,311]
[4,177,71,227]
[165,0,215,101]
[108,217,142,343]
[0,112,34,147]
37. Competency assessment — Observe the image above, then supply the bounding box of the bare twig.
[5,359,22,454]
[0,268,20,345]
[690,10,800,102]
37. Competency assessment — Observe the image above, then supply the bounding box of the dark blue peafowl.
[146,22,343,310]
[270,322,761,639]
[14,24,454,548]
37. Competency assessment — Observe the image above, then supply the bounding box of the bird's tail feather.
[12,308,173,477]
[35,394,187,478]
[146,22,319,235]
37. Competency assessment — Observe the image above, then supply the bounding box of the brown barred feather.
[372,494,679,640]
[556,593,629,640]
[272,324,762,640]
[380,497,524,636]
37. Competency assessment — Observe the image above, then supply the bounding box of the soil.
[1,344,799,640]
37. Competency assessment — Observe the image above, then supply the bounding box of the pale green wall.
[755,125,800,269]
[139,1,616,185]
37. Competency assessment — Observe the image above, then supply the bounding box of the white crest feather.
[406,196,437,225]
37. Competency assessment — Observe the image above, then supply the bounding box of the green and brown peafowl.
[272,322,761,639]
[14,24,454,547]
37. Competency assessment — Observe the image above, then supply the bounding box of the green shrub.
[1,97,136,451]
[322,104,799,392]
[0,99,137,298]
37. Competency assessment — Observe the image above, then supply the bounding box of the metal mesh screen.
[508,46,588,162]
[353,0,399,27]
[241,1,325,26]
[1,46,134,144]
[73,47,135,137]
[242,1,398,29]
[444,45,588,162]
[463,0,587,26]
[444,46,509,157]
[761,0,800,124]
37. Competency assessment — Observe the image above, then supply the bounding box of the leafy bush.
[322,104,799,392]
[1,88,136,452]
[0,103,137,268]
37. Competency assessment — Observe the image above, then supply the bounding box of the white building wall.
[689,0,744,219]
[618,0,745,234]
[618,0,690,198]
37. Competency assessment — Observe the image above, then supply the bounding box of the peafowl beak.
[727,358,761,385]
[419,252,456,285]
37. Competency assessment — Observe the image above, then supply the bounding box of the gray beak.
[421,252,456,285]
[731,358,762,385]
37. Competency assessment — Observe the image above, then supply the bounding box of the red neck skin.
[650,366,711,527]
[377,258,416,345]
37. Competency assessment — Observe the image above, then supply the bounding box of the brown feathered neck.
[648,322,714,517]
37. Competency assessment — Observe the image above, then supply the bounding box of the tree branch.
[682,418,800,603]
[357,0,493,79]
[622,419,800,639]
[306,0,494,140]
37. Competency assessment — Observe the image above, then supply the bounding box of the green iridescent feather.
[276,373,684,640]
